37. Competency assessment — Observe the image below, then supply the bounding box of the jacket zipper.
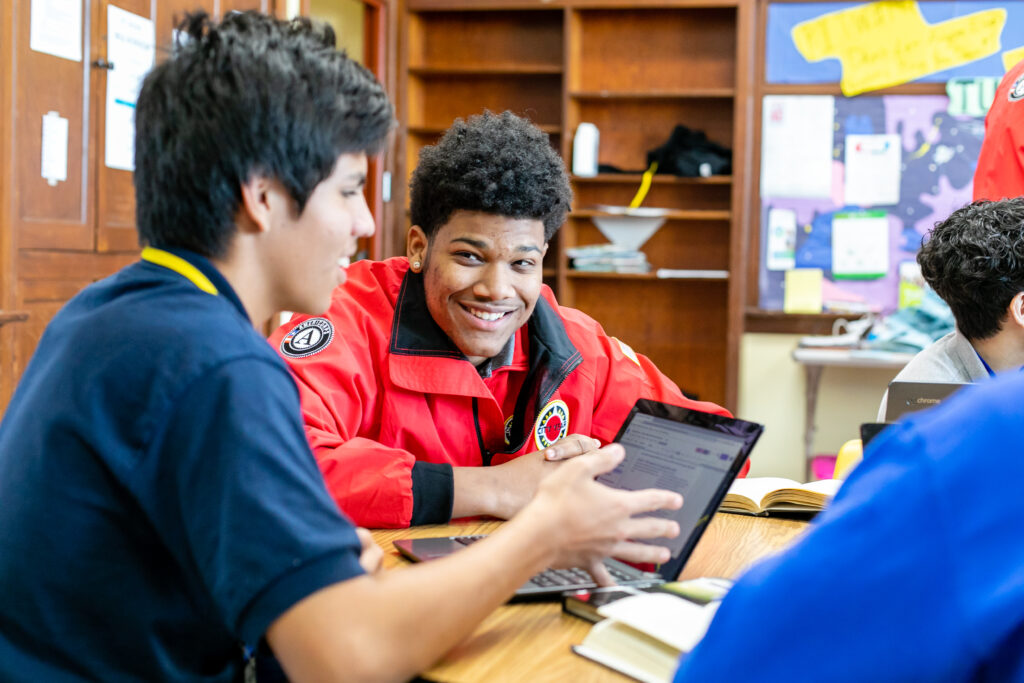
[472,397,493,466]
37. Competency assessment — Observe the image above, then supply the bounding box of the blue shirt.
[674,371,1024,682]
[0,248,364,681]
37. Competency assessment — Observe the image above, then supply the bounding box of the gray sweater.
[877,330,988,421]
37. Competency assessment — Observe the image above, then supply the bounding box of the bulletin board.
[758,95,985,312]
[756,0,1024,316]
[766,1,1024,93]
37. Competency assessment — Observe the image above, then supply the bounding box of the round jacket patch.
[1011,73,1024,102]
[280,318,334,358]
[534,400,569,450]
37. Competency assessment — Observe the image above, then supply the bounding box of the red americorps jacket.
[974,58,1024,201]
[269,258,739,528]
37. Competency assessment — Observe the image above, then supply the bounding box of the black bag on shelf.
[646,124,732,177]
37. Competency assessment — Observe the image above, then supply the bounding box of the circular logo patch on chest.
[280,318,334,358]
[1010,73,1024,102]
[534,400,569,450]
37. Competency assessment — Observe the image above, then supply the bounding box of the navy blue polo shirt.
[0,248,364,681]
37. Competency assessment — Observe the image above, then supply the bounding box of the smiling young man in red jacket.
[270,112,738,529]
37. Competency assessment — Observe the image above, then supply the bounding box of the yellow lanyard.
[140,247,219,295]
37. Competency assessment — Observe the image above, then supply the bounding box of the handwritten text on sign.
[792,1,1005,96]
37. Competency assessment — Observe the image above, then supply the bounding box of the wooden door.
[0,0,275,413]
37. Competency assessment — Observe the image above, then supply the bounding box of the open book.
[573,592,719,683]
[719,477,842,517]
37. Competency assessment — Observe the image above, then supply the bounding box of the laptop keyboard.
[453,535,639,588]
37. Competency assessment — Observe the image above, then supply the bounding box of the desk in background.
[792,347,914,479]
[373,513,808,683]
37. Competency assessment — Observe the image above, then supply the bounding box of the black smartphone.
[561,584,662,623]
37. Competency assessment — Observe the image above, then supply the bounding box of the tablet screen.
[596,402,760,561]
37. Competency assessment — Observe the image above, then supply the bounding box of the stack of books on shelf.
[567,243,651,274]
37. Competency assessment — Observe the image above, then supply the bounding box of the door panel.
[2,0,281,413]
[95,0,154,252]
[15,0,92,251]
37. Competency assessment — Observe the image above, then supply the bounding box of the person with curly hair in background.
[270,111,742,530]
[878,198,1024,419]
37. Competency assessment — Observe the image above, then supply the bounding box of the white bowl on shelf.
[589,205,668,251]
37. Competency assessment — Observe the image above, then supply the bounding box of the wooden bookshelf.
[571,174,733,186]
[573,208,731,221]
[569,89,737,99]
[397,0,755,410]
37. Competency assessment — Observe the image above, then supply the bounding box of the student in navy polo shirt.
[0,12,684,682]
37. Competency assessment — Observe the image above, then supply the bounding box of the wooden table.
[372,513,808,682]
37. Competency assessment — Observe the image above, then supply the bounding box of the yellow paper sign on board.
[784,268,824,314]
[1004,46,1024,72]
[791,1,1005,96]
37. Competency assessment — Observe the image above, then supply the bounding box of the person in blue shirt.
[0,12,685,682]
[675,371,1024,682]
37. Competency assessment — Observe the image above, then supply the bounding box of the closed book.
[572,593,719,683]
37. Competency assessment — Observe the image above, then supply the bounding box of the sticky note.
[784,268,824,314]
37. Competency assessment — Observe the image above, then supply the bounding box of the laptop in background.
[884,380,967,422]
[859,422,890,448]
[393,399,764,601]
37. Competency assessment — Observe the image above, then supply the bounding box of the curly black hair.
[409,111,572,242]
[134,11,394,258]
[918,198,1024,340]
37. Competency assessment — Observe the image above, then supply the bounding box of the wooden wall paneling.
[17,248,138,282]
[6,0,94,411]
[12,246,137,383]
[1,0,15,409]
[14,0,93,252]
[94,0,156,254]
